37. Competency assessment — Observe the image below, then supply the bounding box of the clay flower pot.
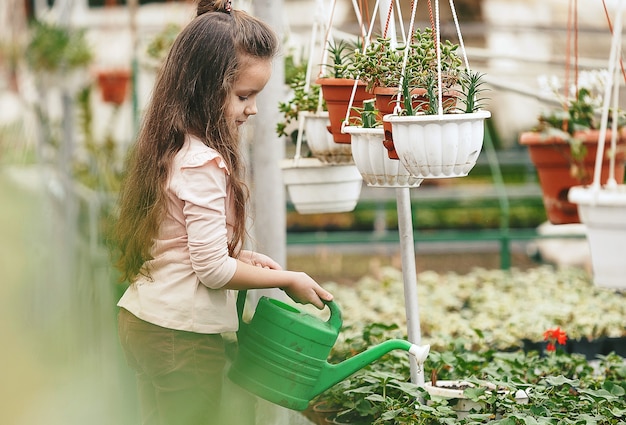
[315,77,370,144]
[519,129,626,224]
[96,68,131,105]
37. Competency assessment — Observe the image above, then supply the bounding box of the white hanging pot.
[568,185,626,290]
[281,157,362,214]
[424,380,528,419]
[302,111,353,164]
[383,111,491,179]
[343,126,423,188]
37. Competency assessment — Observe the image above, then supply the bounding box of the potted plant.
[519,69,626,224]
[344,98,423,188]
[25,19,93,90]
[277,65,352,164]
[352,28,463,159]
[383,68,491,179]
[315,39,370,145]
[95,68,131,105]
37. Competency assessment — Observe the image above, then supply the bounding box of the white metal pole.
[396,187,423,386]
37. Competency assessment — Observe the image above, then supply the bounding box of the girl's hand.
[283,272,333,310]
[240,250,282,270]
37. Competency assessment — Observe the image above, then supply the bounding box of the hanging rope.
[561,0,579,131]
[601,0,626,83]
[449,0,470,71]
[383,0,395,38]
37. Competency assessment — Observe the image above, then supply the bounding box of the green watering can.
[227,292,430,411]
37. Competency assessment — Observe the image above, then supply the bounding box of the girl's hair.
[113,0,279,283]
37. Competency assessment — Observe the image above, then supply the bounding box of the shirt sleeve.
[172,150,237,289]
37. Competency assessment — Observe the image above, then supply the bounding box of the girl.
[113,1,333,424]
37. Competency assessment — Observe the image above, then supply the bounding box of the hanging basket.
[568,185,626,290]
[519,130,626,224]
[281,158,362,214]
[383,110,491,178]
[303,111,353,164]
[343,126,423,188]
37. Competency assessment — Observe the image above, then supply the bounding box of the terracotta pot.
[519,130,626,225]
[96,68,131,105]
[375,87,459,159]
[315,77,371,144]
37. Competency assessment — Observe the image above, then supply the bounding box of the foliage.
[459,70,490,113]
[74,86,124,194]
[25,20,93,72]
[352,28,462,94]
[350,98,380,128]
[529,70,626,178]
[145,23,181,66]
[320,38,360,79]
[276,66,323,138]
[313,325,626,424]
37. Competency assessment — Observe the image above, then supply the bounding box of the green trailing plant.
[276,64,323,139]
[25,20,92,73]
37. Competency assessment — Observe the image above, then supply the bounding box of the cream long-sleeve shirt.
[117,135,239,334]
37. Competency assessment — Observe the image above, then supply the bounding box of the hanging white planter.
[303,111,353,164]
[383,110,491,179]
[281,158,362,214]
[343,126,423,188]
[424,380,528,419]
[569,185,626,290]
[567,1,626,291]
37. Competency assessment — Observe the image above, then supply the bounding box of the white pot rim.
[281,157,358,169]
[569,184,626,206]
[382,110,491,123]
[342,126,384,135]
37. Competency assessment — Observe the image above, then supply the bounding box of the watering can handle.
[236,290,343,331]
[325,300,343,332]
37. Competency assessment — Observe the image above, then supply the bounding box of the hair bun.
[197,0,231,16]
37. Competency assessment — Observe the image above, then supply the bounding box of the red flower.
[543,327,568,352]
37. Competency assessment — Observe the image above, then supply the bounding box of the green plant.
[530,69,626,177]
[314,326,626,424]
[351,98,380,128]
[459,70,489,113]
[352,28,462,94]
[145,23,181,66]
[276,63,323,139]
[320,39,359,79]
[25,20,92,73]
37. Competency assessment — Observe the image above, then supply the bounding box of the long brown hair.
[113,0,278,283]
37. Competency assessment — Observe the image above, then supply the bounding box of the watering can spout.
[313,340,430,396]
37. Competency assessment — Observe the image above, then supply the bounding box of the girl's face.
[226,57,272,128]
